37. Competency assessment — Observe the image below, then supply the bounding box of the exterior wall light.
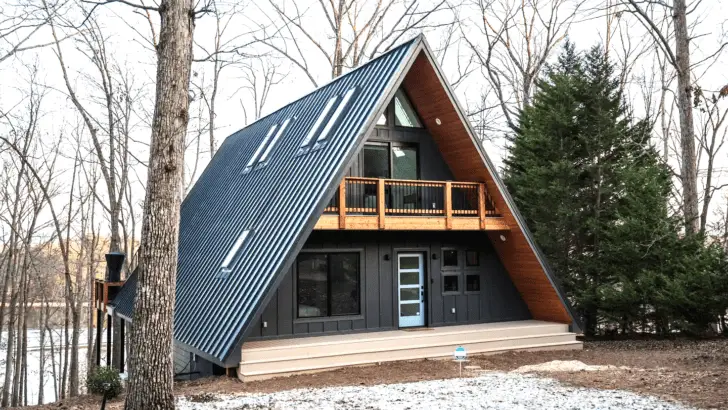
[499,234,507,242]
[435,118,442,125]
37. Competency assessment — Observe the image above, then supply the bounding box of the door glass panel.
[400,288,420,301]
[392,146,418,180]
[401,303,421,316]
[399,256,419,270]
[363,144,390,178]
[399,271,419,285]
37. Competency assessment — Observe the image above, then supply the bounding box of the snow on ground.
[513,360,632,373]
[176,372,693,410]
[1,329,100,404]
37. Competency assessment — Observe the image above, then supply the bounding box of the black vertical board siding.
[365,243,380,329]
[379,242,394,329]
[277,272,293,336]
[247,231,531,341]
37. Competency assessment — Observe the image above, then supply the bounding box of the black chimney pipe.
[105,252,125,282]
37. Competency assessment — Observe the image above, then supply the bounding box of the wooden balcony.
[314,177,510,231]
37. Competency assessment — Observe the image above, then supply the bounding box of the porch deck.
[314,177,510,231]
[238,320,581,381]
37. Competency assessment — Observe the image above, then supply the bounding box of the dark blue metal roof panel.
[108,271,137,320]
[171,38,418,361]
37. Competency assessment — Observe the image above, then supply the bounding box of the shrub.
[86,366,123,399]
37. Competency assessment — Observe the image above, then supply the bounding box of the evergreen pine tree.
[504,42,728,336]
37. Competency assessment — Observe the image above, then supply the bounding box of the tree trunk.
[124,0,194,408]
[69,309,81,396]
[674,0,699,234]
[38,297,46,405]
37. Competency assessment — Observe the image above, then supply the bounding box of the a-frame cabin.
[110,35,581,381]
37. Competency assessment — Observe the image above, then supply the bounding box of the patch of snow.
[513,360,631,373]
[176,372,692,410]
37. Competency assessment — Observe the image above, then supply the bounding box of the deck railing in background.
[324,177,500,227]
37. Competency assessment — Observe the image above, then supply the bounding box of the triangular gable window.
[393,88,422,128]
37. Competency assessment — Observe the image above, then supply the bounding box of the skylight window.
[219,230,250,277]
[257,117,292,165]
[244,124,278,173]
[315,87,357,144]
[300,95,338,149]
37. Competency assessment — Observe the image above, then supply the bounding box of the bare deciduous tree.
[621,0,728,234]
[259,0,452,85]
[119,0,196,407]
[462,0,584,132]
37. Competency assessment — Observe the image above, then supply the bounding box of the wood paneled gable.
[401,50,573,325]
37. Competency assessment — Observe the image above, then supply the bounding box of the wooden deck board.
[238,320,581,381]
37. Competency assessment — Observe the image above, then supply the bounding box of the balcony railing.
[317,177,507,231]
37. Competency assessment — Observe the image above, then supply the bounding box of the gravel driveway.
[176,372,694,410]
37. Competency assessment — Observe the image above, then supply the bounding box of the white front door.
[398,253,425,327]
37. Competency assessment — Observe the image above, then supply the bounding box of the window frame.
[441,248,459,270]
[465,250,479,267]
[362,141,420,180]
[465,273,481,294]
[294,250,364,322]
[392,88,424,129]
[442,273,460,295]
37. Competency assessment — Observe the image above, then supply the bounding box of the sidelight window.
[297,252,360,318]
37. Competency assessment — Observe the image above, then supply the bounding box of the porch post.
[478,183,487,230]
[445,181,453,230]
[338,179,346,229]
[377,179,386,229]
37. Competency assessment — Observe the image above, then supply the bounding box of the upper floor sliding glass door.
[363,142,419,180]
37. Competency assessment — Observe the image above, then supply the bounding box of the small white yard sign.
[454,346,467,361]
[453,346,468,376]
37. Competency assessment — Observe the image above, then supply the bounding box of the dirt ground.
[23,338,728,410]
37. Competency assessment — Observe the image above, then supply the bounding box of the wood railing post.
[478,183,487,230]
[338,179,347,229]
[445,181,452,230]
[378,179,386,229]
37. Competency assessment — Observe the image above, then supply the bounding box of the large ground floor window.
[297,252,360,318]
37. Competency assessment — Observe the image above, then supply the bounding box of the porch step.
[238,322,581,381]
[241,322,568,362]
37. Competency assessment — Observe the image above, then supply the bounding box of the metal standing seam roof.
[172,38,417,362]
[108,271,137,320]
[111,34,580,365]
